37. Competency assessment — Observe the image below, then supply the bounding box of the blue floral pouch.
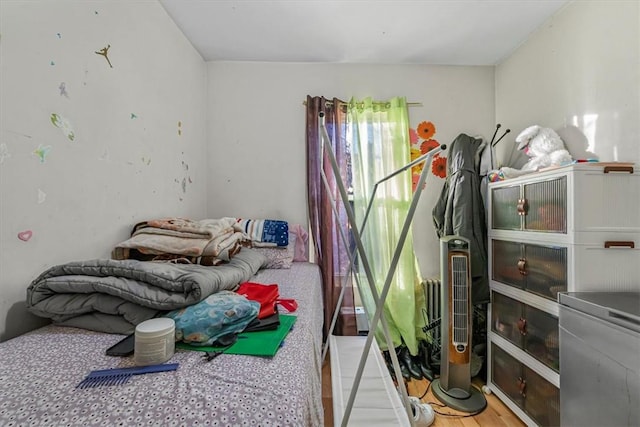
[166,291,259,346]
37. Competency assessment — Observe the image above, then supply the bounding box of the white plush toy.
[497,125,573,179]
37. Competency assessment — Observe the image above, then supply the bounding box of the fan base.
[431,379,487,413]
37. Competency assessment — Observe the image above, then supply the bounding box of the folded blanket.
[112,217,244,265]
[234,219,289,247]
[26,248,267,334]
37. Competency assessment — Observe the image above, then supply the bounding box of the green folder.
[176,314,296,357]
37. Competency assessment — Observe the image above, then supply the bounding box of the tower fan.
[431,236,487,413]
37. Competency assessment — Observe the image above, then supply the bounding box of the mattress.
[0,262,324,427]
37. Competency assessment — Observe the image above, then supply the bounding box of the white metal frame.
[318,112,445,427]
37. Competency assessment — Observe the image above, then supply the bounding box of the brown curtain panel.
[305,95,356,338]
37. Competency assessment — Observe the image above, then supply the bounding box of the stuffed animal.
[492,125,573,180]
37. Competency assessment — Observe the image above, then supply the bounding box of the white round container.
[134,318,175,366]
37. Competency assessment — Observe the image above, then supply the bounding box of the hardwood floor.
[322,357,525,427]
[322,358,335,426]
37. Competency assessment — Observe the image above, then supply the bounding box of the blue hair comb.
[76,363,179,389]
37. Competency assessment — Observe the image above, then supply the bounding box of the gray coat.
[432,133,489,305]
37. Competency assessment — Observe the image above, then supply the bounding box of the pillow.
[234,218,289,247]
[289,224,309,262]
[253,233,296,269]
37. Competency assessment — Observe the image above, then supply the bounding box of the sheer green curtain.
[348,96,426,355]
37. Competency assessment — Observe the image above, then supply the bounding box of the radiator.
[422,278,442,347]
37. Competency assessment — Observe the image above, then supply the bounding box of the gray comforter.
[26,249,267,334]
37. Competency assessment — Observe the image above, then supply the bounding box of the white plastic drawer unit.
[491,239,567,300]
[491,291,559,373]
[491,343,560,427]
[488,163,640,245]
[491,175,568,233]
[491,236,640,295]
[487,163,639,426]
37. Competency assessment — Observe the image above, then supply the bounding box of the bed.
[0,255,325,426]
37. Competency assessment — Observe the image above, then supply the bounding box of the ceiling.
[159,0,569,66]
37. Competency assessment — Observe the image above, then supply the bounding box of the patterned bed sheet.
[0,262,324,427]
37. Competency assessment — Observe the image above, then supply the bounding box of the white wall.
[207,62,495,279]
[0,1,208,341]
[495,0,640,168]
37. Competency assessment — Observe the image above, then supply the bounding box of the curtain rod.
[303,100,422,107]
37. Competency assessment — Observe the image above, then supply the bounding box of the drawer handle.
[517,258,528,275]
[517,377,527,398]
[604,241,635,249]
[517,318,528,336]
[516,198,528,216]
[604,166,634,174]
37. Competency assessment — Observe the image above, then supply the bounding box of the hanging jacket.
[432,133,489,305]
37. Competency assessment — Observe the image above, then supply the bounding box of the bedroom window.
[306,96,425,358]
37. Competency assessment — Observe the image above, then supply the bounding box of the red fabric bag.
[277,299,298,313]
[236,282,279,319]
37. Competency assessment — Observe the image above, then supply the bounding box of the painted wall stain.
[50,113,75,141]
[33,144,52,163]
[0,143,10,163]
[17,230,33,242]
[95,44,113,68]
[59,82,69,98]
[99,148,109,161]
